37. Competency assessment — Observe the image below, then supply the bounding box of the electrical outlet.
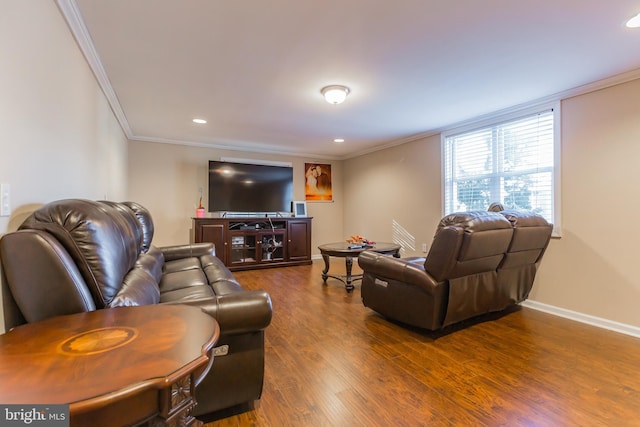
[421,243,427,252]
[1,183,10,217]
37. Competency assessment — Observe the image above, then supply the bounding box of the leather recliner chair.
[357,210,552,331]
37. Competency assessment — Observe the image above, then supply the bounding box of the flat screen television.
[208,160,294,213]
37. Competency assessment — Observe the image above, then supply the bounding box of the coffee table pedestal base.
[318,242,401,292]
[321,254,361,292]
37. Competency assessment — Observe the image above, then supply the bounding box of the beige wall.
[127,141,344,252]
[532,79,640,326]
[345,78,640,329]
[344,136,442,257]
[0,1,128,332]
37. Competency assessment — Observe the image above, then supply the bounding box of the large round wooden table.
[0,304,219,427]
[318,241,401,291]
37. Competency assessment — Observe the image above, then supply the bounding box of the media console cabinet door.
[198,221,227,264]
[288,219,311,261]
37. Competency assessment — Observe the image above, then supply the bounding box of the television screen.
[208,160,294,213]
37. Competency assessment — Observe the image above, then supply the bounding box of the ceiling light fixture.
[334,138,345,143]
[627,12,640,28]
[321,85,350,104]
[192,118,207,124]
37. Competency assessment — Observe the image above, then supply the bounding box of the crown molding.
[345,67,640,160]
[129,136,342,161]
[55,0,133,139]
[342,131,439,159]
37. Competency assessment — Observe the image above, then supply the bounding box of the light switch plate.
[1,183,10,217]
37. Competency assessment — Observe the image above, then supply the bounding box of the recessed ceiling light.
[626,12,640,28]
[192,118,207,124]
[334,138,345,143]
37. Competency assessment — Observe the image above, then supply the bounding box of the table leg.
[321,254,330,282]
[345,256,354,292]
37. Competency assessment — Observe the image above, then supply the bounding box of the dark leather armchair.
[358,210,552,330]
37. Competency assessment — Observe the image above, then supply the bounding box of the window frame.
[441,102,562,236]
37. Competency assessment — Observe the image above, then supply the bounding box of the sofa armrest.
[158,242,215,261]
[0,230,97,328]
[358,251,441,295]
[166,290,272,335]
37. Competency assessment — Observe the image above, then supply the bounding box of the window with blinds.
[443,108,556,224]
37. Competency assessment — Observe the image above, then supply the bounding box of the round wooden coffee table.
[318,241,401,291]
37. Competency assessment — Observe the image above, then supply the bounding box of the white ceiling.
[59,0,640,159]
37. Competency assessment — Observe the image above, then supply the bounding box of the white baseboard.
[305,259,640,339]
[522,300,640,339]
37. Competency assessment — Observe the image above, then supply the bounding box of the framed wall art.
[304,163,332,201]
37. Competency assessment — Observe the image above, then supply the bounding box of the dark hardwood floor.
[204,260,640,426]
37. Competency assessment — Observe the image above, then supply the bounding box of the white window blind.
[443,109,555,223]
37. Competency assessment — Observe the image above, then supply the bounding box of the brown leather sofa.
[0,199,272,417]
[358,210,552,331]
